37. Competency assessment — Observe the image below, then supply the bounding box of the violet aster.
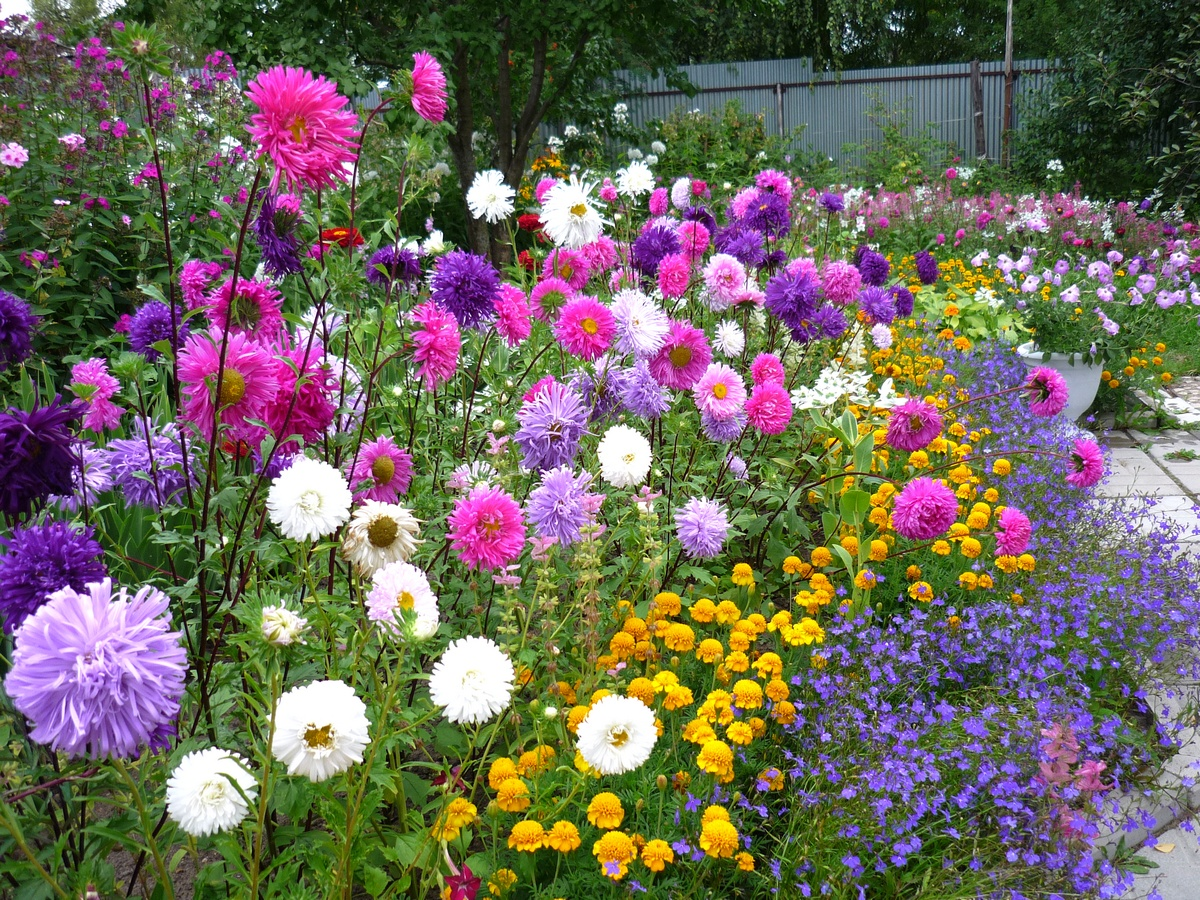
[0,520,107,634]
[857,248,890,286]
[525,465,597,546]
[619,360,672,420]
[107,419,193,509]
[253,190,304,277]
[859,285,897,324]
[674,497,730,559]
[818,192,844,213]
[915,250,940,285]
[128,300,190,361]
[366,244,422,291]
[764,267,820,337]
[4,577,187,759]
[514,380,589,472]
[891,285,915,318]
[632,224,681,277]
[50,444,113,512]
[430,249,501,330]
[0,288,38,372]
[741,191,790,238]
[0,395,84,518]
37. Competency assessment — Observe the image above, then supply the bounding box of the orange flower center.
[582,317,599,335]
[288,115,308,144]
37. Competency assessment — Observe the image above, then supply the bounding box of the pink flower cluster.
[70,358,124,432]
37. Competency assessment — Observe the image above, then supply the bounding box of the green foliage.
[842,93,958,191]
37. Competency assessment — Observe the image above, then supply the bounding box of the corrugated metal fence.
[609,57,1057,166]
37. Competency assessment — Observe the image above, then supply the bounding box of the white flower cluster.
[1046,158,1064,173]
[790,362,905,412]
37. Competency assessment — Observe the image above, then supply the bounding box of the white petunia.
[466,169,515,223]
[540,175,606,249]
[428,636,515,725]
[611,289,670,358]
[266,456,353,542]
[713,320,745,359]
[166,748,258,838]
[575,694,658,775]
[597,424,652,490]
[261,602,308,646]
[365,560,439,641]
[340,500,423,575]
[616,160,654,197]
[270,680,371,783]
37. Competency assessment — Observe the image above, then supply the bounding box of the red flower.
[517,250,537,272]
[517,213,543,233]
[320,227,364,248]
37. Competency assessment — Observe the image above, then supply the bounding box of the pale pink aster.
[409,52,447,123]
[891,477,959,541]
[692,363,746,420]
[730,187,761,219]
[657,252,691,299]
[744,382,792,435]
[542,249,590,291]
[786,256,819,280]
[180,260,224,310]
[530,276,574,323]
[555,295,614,361]
[244,66,359,191]
[205,276,285,340]
[755,169,793,205]
[446,484,526,571]
[750,353,786,386]
[178,330,281,443]
[350,436,414,502]
[411,301,460,390]
[678,220,710,260]
[70,358,124,432]
[650,320,712,391]
[820,260,862,306]
[1066,438,1104,487]
[493,284,532,348]
[1025,367,1070,417]
[702,254,746,310]
[995,506,1032,555]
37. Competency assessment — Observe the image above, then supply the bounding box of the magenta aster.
[204,276,285,340]
[657,253,691,299]
[995,506,1032,555]
[263,337,338,449]
[1024,367,1070,417]
[891,477,959,541]
[493,284,533,348]
[180,260,224,309]
[886,400,943,452]
[69,358,124,433]
[409,51,447,124]
[692,363,746,420]
[750,353,786,386]
[555,295,614,361]
[447,485,526,571]
[177,329,281,444]
[542,249,591,291]
[744,382,793,435]
[649,320,712,391]
[411,302,461,390]
[350,436,414,503]
[820,260,862,306]
[1066,438,1104,487]
[530,276,574,324]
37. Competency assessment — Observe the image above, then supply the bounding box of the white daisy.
[166,748,257,837]
[575,694,658,775]
[261,602,307,646]
[611,289,670,358]
[270,680,371,783]
[616,160,655,197]
[540,175,606,248]
[365,560,439,641]
[597,424,652,490]
[466,169,515,223]
[713,320,745,359]
[428,636,515,725]
[340,501,423,575]
[266,456,352,542]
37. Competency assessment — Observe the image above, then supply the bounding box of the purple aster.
[857,248,890,286]
[682,205,717,232]
[4,577,187,759]
[714,223,767,269]
[571,359,630,424]
[619,359,672,420]
[526,465,596,546]
[726,454,748,480]
[632,225,681,277]
[51,444,113,512]
[0,288,38,372]
[128,301,190,362]
[0,520,107,634]
[915,250,940,285]
[812,304,848,340]
[859,285,897,324]
[107,419,193,509]
[253,191,304,277]
[674,496,729,559]
[741,191,790,238]
[514,380,589,472]
[818,192,844,213]
[891,284,915,318]
[764,267,820,336]
[702,408,746,443]
[0,395,84,519]
[430,249,501,330]
[366,244,422,291]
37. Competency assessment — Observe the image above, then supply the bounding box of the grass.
[1159,305,1200,376]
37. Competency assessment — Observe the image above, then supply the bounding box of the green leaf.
[840,490,871,527]
[832,543,855,571]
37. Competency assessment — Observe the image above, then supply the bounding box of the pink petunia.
[554,295,614,361]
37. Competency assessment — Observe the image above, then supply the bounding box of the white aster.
[428,635,515,725]
[270,680,371,783]
[365,560,440,641]
[576,694,658,775]
[261,602,308,646]
[466,169,516,223]
[540,175,606,249]
[650,140,666,155]
[597,424,652,489]
[266,456,353,542]
[611,289,670,358]
[869,322,893,350]
[616,160,655,197]
[713,320,745,359]
[166,748,257,838]
[670,178,692,210]
[340,500,423,575]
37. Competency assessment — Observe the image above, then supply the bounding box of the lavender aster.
[632,225,681,277]
[51,444,113,512]
[526,466,596,546]
[107,420,193,509]
[0,395,84,518]
[915,250,940,285]
[430,250,501,330]
[714,223,766,269]
[128,301,190,362]
[4,577,187,759]
[0,520,107,634]
[366,245,422,291]
[674,497,730,559]
[571,359,629,424]
[619,360,672,420]
[701,408,746,443]
[253,191,304,277]
[514,380,589,473]
[0,288,38,371]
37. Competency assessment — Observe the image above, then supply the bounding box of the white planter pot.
[1016,341,1102,422]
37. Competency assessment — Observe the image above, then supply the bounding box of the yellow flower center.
[288,114,308,144]
[570,202,588,217]
[396,590,415,610]
[217,370,246,406]
[371,454,395,485]
[482,513,504,536]
[607,726,630,748]
[582,317,599,335]
[560,263,573,280]
[712,383,728,400]
[668,345,693,369]
[303,723,333,749]
[366,515,398,548]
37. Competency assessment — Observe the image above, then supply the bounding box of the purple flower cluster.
[0,520,107,634]
[0,288,38,371]
[0,395,83,518]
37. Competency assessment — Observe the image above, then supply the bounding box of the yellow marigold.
[689,597,718,623]
[624,677,656,707]
[488,868,518,896]
[697,740,734,777]
[731,563,755,586]
[744,613,767,634]
[966,511,988,530]
[433,797,478,841]
[728,630,751,652]
[1017,553,1036,572]
[978,573,994,589]
[769,611,792,632]
[932,540,951,556]
[868,539,889,562]
[699,819,740,858]
[958,572,978,590]
[731,679,764,710]
[757,767,785,791]
[663,622,696,652]
[609,630,636,658]
[517,745,556,777]
[929,436,949,453]
[591,688,612,704]
[772,700,798,724]
[869,506,890,527]
[726,721,754,745]
[682,718,717,744]
[641,838,674,872]
[905,564,922,581]
[566,704,591,734]
[796,590,820,615]
[553,680,577,706]
[488,757,519,790]
[496,778,531,813]
[754,652,783,679]
[663,684,695,711]
[715,600,741,624]
[737,851,756,871]
[586,792,625,830]
[749,716,767,737]
[652,670,679,692]
[592,830,636,881]
[995,554,1018,573]
[508,820,547,852]
[545,820,582,853]
[909,450,930,468]
[840,534,859,555]
[811,547,833,567]
[792,617,825,645]
[947,615,962,629]
[1011,592,1025,606]
[853,569,880,590]
[960,537,983,559]
[574,750,592,773]
[633,640,655,661]
[653,591,682,617]
[992,459,1011,476]
[719,651,745,675]
[765,679,789,702]
[701,804,731,825]
[622,616,648,640]
[811,571,833,592]
[696,638,725,664]
[699,690,734,725]
[782,555,804,574]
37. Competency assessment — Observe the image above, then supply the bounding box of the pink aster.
[350,435,414,502]
[750,353,786,386]
[204,276,285,340]
[493,284,532,348]
[649,187,669,216]
[730,187,761,219]
[886,400,943,452]
[264,337,338,449]
[536,177,560,205]
[755,169,793,205]
[579,236,619,274]
[745,382,793,435]
[650,319,712,391]
[523,375,557,403]
[70,358,124,432]
[678,220,710,260]
[244,65,359,191]
[411,301,460,390]
[702,254,747,310]
[180,260,223,310]
[409,52,447,124]
[657,252,691,299]
[1066,438,1104,487]
[692,363,746,420]
[821,260,862,306]
[554,295,614,361]
[891,477,959,541]
[1025,367,1070,417]
[447,484,526,571]
[599,178,619,203]
[530,276,574,324]
[995,506,1032,555]
[177,329,281,444]
[542,249,591,291]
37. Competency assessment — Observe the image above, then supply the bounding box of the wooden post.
[775,83,785,139]
[1002,0,1015,167]
[970,60,987,159]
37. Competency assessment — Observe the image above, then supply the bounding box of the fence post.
[970,60,987,160]
[1002,0,1015,166]
[775,83,785,139]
